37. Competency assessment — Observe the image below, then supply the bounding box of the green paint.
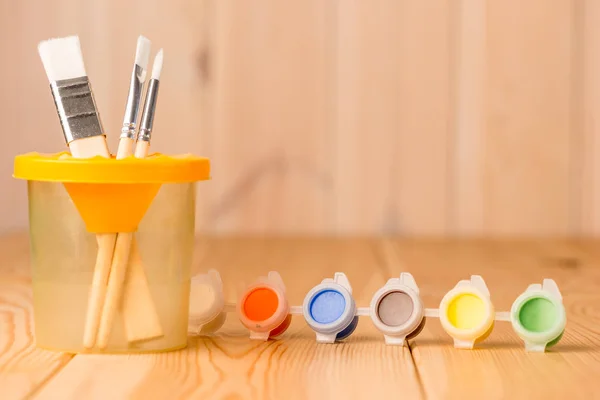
[518,297,557,333]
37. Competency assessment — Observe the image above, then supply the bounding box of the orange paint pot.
[238,272,291,341]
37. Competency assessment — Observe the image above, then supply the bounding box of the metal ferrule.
[50,76,104,144]
[137,79,159,142]
[121,64,145,140]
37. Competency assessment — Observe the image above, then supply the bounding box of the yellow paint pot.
[439,275,495,349]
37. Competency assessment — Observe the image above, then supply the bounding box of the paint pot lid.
[189,269,225,326]
[303,272,356,335]
[238,271,289,333]
[510,279,566,344]
[369,272,424,336]
[438,275,495,340]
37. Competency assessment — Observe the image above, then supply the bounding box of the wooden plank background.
[0,0,596,236]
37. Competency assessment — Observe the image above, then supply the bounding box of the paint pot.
[439,275,495,349]
[189,269,227,334]
[369,272,425,346]
[303,272,358,343]
[238,271,291,341]
[510,279,566,352]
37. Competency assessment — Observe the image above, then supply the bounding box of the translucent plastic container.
[14,153,210,353]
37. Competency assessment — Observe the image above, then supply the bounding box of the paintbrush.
[121,49,164,343]
[97,49,164,348]
[134,49,162,158]
[38,36,109,158]
[79,36,150,349]
[37,35,115,349]
[117,36,151,159]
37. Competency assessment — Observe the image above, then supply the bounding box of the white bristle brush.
[97,48,164,348]
[38,36,110,158]
[38,36,116,350]
[117,36,151,158]
[135,49,162,157]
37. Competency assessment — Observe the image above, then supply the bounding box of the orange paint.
[243,288,279,321]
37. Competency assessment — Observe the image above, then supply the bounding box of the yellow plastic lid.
[13,152,210,233]
[13,152,210,183]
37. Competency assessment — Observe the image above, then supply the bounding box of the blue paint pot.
[302,273,358,343]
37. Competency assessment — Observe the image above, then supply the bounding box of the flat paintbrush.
[38,36,114,349]
[97,49,164,348]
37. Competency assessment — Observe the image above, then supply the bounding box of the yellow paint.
[446,294,486,330]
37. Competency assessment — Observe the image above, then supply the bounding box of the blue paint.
[336,316,359,340]
[310,290,346,324]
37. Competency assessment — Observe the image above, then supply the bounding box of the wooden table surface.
[1,234,598,400]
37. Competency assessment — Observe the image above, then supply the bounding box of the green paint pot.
[518,298,557,332]
[510,284,566,352]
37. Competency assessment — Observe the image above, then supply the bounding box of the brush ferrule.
[50,77,104,144]
[138,79,159,142]
[121,64,145,140]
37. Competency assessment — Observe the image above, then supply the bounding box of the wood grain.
[381,239,600,399]
[484,0,575,235]
[0,235,73,400]
[1,0,597,237]
[334,0,450,235]
[33,238,423,400]
[580,0,600,235]
[206,0,336,235]
[1,235,600,399]
[448,0,486,235]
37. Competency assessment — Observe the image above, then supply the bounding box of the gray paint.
[377,291,414,326]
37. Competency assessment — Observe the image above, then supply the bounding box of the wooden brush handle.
[122,238,163,342]
[96,232,134,349]
[95,138,163,348]
[83,233,116,348]
[119,138,163,343]
[70,135,113,349]
[92,137,138,348]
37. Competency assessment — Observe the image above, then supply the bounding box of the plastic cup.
[13,152,210,353]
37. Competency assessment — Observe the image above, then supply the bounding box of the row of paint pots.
[189,270,566,352]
